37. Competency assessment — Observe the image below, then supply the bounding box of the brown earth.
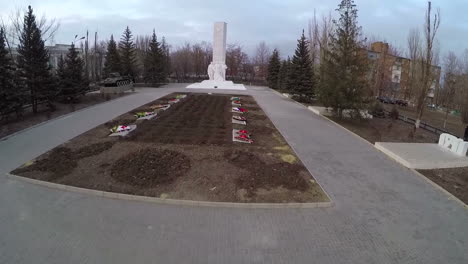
[128,94,231,145]
[331,117,439,144]
[383,104,467,138]
[12,93,328,203]
[225,150,309,196]
[111,148,191,187]
[417,167,468,204]
[0,92,127,139]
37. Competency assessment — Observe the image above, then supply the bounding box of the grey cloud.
[1,0,466,60]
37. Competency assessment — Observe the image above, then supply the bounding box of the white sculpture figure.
[207,63,214,80]
[187,22,245,90]
[438,133,468,156]
[213,63,227,81]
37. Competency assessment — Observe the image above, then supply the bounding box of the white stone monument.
[187,22,246,90]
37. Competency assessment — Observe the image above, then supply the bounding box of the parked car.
[427,103,436,109]
[377,96,395,104]
[395,99,408,106]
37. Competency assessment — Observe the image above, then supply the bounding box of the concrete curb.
[0,93,135,142]
[6,173,333,209]
[269,89,309,109]
[308,106,322,115]
[374,142,413,168]
[4,89,333,209]
[410,169,467,209]
[369,151,468,209]
[308,106,468,209]
[264,88,335,205]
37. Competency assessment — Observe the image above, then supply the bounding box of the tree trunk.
[31,86,37,114]
[443,108,449,128]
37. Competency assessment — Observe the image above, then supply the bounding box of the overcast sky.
[1,0,467,61]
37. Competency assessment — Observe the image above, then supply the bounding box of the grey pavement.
[0,84,467,264]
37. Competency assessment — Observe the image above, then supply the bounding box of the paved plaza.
[0,84,467,264]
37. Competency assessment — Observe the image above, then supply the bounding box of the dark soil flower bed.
[12,93,328,203]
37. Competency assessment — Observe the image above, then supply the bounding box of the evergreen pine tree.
[160,36,170,81]
[288,30,315,101]
[267,49,281,90]
[278,59,289,91]
[143,29,163,83]
[60,43,87,102]
[119,26,136,78]
[55,54,65,93]
[17,6,56,113]
[319,0,369,117]
[0,27,18,117]
[283,57,293,91]
[103,35,121,77]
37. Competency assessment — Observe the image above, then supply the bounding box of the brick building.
[366,42,440,103]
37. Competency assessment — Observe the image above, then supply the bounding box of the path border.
[320,114,467,208]
[6,173,333,209]
[259,88,335,204]
[0,92,135,142]
[272,90,468,209]
[4,88,333,209]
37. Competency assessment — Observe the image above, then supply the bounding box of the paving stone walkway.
[0,85,467,264]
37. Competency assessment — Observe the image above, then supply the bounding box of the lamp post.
[72,35,85,45]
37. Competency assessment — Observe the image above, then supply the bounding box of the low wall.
[307,106,372,119]
[100,84,134,94]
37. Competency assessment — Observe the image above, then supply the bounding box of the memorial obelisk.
[187,22,246,90]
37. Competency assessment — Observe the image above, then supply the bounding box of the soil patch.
[383,104,466,138]
[225,150,309,195]
[331,117,438,144]
[129,94,231,145]
[13,147,77,181]
[75,141,116,159]
[0,92,127,139]
[12,93,328,203]
[418,167,468,204]
[111,148,190,187]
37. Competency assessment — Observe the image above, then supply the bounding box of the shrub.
[389,106,399,120]
[370,102,385,118]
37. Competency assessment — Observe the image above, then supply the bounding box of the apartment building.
[366,41,440,103]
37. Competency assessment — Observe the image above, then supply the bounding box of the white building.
[9,44,82,70]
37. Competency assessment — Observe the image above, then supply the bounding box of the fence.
[383,110,451,136]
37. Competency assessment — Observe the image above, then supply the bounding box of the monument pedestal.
[186,22,246,91]
[187,80,246,90]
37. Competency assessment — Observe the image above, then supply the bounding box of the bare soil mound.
[110,148,191,187]
[224,150,309,195]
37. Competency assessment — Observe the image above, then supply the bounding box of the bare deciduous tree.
[315,12,334,85]
[192,42,212,77]
[4,7,60,47]
[308,10,320,66]
[253,41,271,79]
[441,51,459,128]
[170,43,192,81]
[226,43,248,79]
[406,28,422,101]
[414,1,441,128]
[458,50,468,125]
